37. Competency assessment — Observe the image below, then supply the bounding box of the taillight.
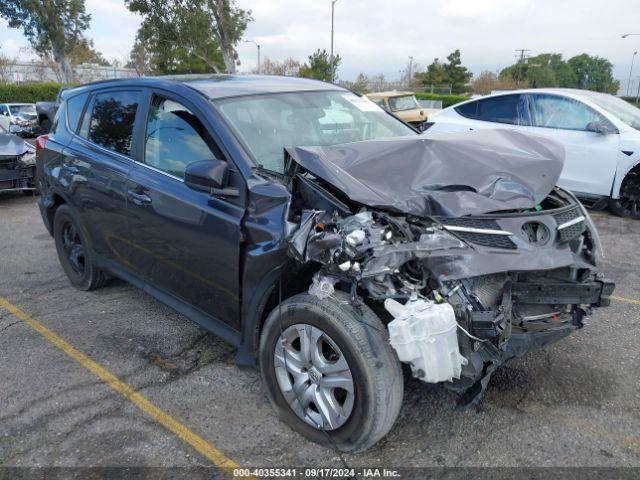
[35,134,49,151]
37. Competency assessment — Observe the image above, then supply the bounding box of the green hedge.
[0,82,67,104]
[415,92,470,108]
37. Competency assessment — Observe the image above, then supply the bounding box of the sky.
[1,0,639,82]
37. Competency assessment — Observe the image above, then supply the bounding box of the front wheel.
[259,292,403,452]
[609,169,640,219]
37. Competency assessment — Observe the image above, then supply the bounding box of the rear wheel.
[259,291,403,452]
[53,205,107,290]
[609,169,640,219]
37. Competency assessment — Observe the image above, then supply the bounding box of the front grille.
[0,155,17,169]
[554,207,585,242]
[440,217,517,250]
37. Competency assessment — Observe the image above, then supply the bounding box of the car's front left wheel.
[259,291,403,452]
[610,168,640,219]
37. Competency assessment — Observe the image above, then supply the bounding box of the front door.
[525,93,619,197]
[125,92,245,329]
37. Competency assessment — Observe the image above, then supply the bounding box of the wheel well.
[252,265,316,354]
[615,163,640,197]
[47,193,66,232]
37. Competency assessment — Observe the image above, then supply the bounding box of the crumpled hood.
[286,129,565,217]
[0,133,30,156]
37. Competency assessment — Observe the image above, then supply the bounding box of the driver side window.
[144,96,222,179]
[529,94,607,131]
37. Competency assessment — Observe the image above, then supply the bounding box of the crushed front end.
[0,135,36,193]
[284,131,614,407]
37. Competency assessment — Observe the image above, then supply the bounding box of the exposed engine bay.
[283,131,615,407]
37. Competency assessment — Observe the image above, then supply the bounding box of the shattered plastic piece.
[346,229,366,246]
[286,129,564,217]
[338,261,351,272]
[308,273,338,299]
[385,298,467,383]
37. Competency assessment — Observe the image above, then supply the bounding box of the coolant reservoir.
[384,298,467,383]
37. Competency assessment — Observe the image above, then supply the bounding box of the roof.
[481,87,615,101]
[366,91,415,98]
[65,74,346,100]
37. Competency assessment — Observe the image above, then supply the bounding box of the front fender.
[611,153,640,199]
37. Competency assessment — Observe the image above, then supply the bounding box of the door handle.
[127,189,152,206]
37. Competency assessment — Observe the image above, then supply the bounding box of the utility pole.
[330,0,338,82]
[636,76,640,104]
[408,56,413,88]
[244,40,261,74]
[514,49,530,85]
[627,51,637,96]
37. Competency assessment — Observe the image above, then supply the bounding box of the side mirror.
[184,159,239,197]
[586,120,618,135]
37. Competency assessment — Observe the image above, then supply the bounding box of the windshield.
[9,104,36,116]
[388,95,419,111]
[215,91,415,172]
[584,93,640,130]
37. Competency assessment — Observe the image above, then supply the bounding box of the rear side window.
[144,96,222,178]
[455,94,529,125]
[65,93,88,133]
[84,91,141,156]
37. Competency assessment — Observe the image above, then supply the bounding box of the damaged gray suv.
[37,76,614,452]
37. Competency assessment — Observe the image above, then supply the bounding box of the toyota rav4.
[36,75,614,452]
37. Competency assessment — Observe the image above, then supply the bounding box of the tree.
[68,38,109,66]
[443,49,472,93]
[252,57,301,76]
[341,73,370,93]
[472,70,523,95]
[0,0,91,83]
[417,49,472,94]
[125,39,153,76]
[368,73,387,92]
[125,0,251,74]
[416,58,447,87]
[299,49,341,82]
[208,0,252,74]
[0,49,13,83]
[567,54,619,94]
[499,52,617,93]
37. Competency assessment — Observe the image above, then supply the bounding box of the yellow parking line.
[0,296,243,472]
[611,295,640,306]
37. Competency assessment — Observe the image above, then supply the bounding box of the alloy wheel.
[61,221,85,275]
[274,324,355,431]
[617,171,640,218]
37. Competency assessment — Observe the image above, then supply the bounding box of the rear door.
[125,90,245,329]
[524,93,619,196]
[66,89,143,265]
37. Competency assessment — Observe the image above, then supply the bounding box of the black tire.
[53,204,107,291]
[609,169,640,219]
[259,291,403,453]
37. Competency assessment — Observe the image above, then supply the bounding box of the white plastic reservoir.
[384,298,467,383]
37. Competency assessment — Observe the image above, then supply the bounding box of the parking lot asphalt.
[0,193,639,470]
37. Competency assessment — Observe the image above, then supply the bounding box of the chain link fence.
[0,61,139,84]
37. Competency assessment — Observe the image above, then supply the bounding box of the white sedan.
[423,88,640,218]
